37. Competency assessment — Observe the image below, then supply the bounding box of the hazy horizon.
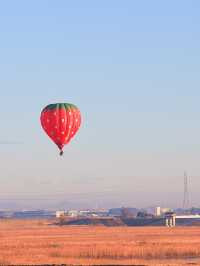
[0,1,200,210]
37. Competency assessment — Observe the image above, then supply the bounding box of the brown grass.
[0,219,200,265]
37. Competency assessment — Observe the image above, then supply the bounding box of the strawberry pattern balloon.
[40,103,81,155]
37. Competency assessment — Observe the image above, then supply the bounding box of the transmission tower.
[183,171,190,209]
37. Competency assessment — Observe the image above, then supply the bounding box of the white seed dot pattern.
[41,105,81,149]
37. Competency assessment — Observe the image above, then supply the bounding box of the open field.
[0,219,200,265]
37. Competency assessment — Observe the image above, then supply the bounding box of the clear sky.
[0,0,200,210]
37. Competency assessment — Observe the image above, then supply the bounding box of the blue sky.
[0,0,200,209]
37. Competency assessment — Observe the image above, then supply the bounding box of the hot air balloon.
[40,103,81,155]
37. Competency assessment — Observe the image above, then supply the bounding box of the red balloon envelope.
[40,103,81,155]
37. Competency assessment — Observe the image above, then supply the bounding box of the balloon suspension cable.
[59,150,64,156]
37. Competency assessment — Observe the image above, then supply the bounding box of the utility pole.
[183,171,190,209]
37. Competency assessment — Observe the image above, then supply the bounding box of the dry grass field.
[0,219,200,265]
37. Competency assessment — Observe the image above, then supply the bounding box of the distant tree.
[137,211,148,218]
[58,215,66,226]
[121,207,134,219]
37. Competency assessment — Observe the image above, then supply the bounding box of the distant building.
[164,212,176,227]
[155,207,161,216]
[176,214,200,219]
[92,210,108,217]
[79,210,91,216]
[108,208,122,217]
[56,211,65,218]
[67,210,78,217]
[147,207,173,217]
[161,208,172,214]
[12,210,54,219]
[108,208,138,217]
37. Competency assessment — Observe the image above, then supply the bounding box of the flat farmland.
[0,219,200,265]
